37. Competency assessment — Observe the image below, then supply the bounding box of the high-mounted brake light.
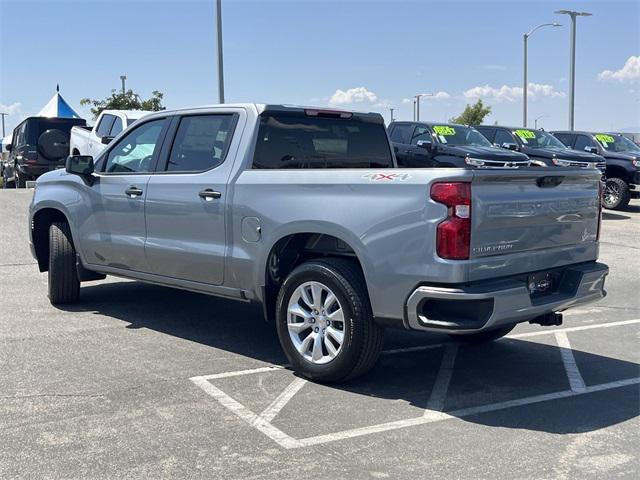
[430,182,471,260]
[304,109,353,119]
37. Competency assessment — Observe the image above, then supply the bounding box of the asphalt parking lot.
[1,190,638,479]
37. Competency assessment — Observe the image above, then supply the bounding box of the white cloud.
[0,102,22,115]
[463,83,565,102]
[328,87,377,105]
[402,98,413,104]
[598,55,640,83]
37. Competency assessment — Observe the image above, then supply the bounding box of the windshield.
[595,134,640,153]
[513,129,567,149]
[430,125,492,147]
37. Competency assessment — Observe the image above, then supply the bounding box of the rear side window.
[167,114,235,172]
[476,128,496,143]
[96,114,116,137]
[389,124,413,144]
[553,133,574,147]
[253,113,393,169]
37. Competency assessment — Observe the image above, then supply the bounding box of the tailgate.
[470,169,600,258]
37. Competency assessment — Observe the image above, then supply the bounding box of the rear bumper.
[405,262,608,333]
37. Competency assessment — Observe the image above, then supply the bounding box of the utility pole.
[0,112,7,137]
[120,75,127,95]
[216,0,225,103]
[389,108,394,123]
[555,10,592,130]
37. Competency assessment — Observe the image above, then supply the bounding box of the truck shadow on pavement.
[60,280,639,437]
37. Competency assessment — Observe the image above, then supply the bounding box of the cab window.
[103,119,167,173]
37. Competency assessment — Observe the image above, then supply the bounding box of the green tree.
[80,89,165,119]
[450,99,492,125]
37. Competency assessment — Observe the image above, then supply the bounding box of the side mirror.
[416,139,433,152]
[101,136,114,145]
[584,146,599,154]
[502,142,519,151]
[65,155,94,178]
[5,144,12,152]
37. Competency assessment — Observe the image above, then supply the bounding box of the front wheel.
[602,177,630,210]
[48,222,80,305]
[448,324,516,344]
[276,258,383,383]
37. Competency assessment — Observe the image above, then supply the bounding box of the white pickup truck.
[70,110,150,158]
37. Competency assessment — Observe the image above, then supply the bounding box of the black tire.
[48,222,80,305]
[449,324,516,344]
[276,258,383,383]
[15,169,26,188]
[602,177,630,210]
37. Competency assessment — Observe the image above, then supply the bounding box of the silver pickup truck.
[29,104,608,382]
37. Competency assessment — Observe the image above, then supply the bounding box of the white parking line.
[555,332,587,393]
[259,377,308,423]
[425,343,459,413]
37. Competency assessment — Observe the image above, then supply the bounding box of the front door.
[144,113,238,285]
[78,117,169,272]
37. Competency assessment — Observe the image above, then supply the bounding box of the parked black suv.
[476,126,606,174]
[551,131,640,210]
[388,121,530,168]
[2,116,86,188]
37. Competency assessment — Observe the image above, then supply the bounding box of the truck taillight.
[597,181,603,241]
[430,182,471,260]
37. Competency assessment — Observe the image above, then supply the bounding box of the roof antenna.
[56,84,60,93]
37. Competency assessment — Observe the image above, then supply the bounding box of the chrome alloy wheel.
[603,180,620,208]
[287,281,346,365]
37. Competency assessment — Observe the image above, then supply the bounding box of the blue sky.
[1,0,638,134]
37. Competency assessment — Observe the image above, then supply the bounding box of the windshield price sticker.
[433,126,456,136]
[515,129,536,139]
[595,134,615,144]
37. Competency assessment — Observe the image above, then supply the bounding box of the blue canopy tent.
[36,86,82,118]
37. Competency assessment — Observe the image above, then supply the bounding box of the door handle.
[199,189,222,201]
[125,186,143,198]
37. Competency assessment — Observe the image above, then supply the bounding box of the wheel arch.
[260,227,371,322]
[31,207,73,272]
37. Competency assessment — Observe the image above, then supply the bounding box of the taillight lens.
[430,182,471,260]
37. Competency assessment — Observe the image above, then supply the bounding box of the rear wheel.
[602,177,630,210]
[276,258,383,382]
[48,222,80,305]
[448,324,516,344]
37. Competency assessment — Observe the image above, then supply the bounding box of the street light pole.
[523,22,561,127]
[555,10,592,130]
[0,113,7,137]
[216,0,225,103]
[389,108,394,123]
[120,75,127,95]
[534,115,547,129]
[414,93,433,122]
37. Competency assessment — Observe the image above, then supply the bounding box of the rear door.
[143,111,240,285]
[78,117,170,272]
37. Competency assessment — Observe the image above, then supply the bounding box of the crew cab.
[388,121,530,168]
[29,104,607,382]
[551,130,640,210]
[476,125,606,175]
[2,116,86,188]
[70,109,150,158]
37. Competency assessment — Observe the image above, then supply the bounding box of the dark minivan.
[3,116,86,188]
[551,130,640,210]
[388,121,530,169]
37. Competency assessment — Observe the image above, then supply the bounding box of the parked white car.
[70,110,151,157]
